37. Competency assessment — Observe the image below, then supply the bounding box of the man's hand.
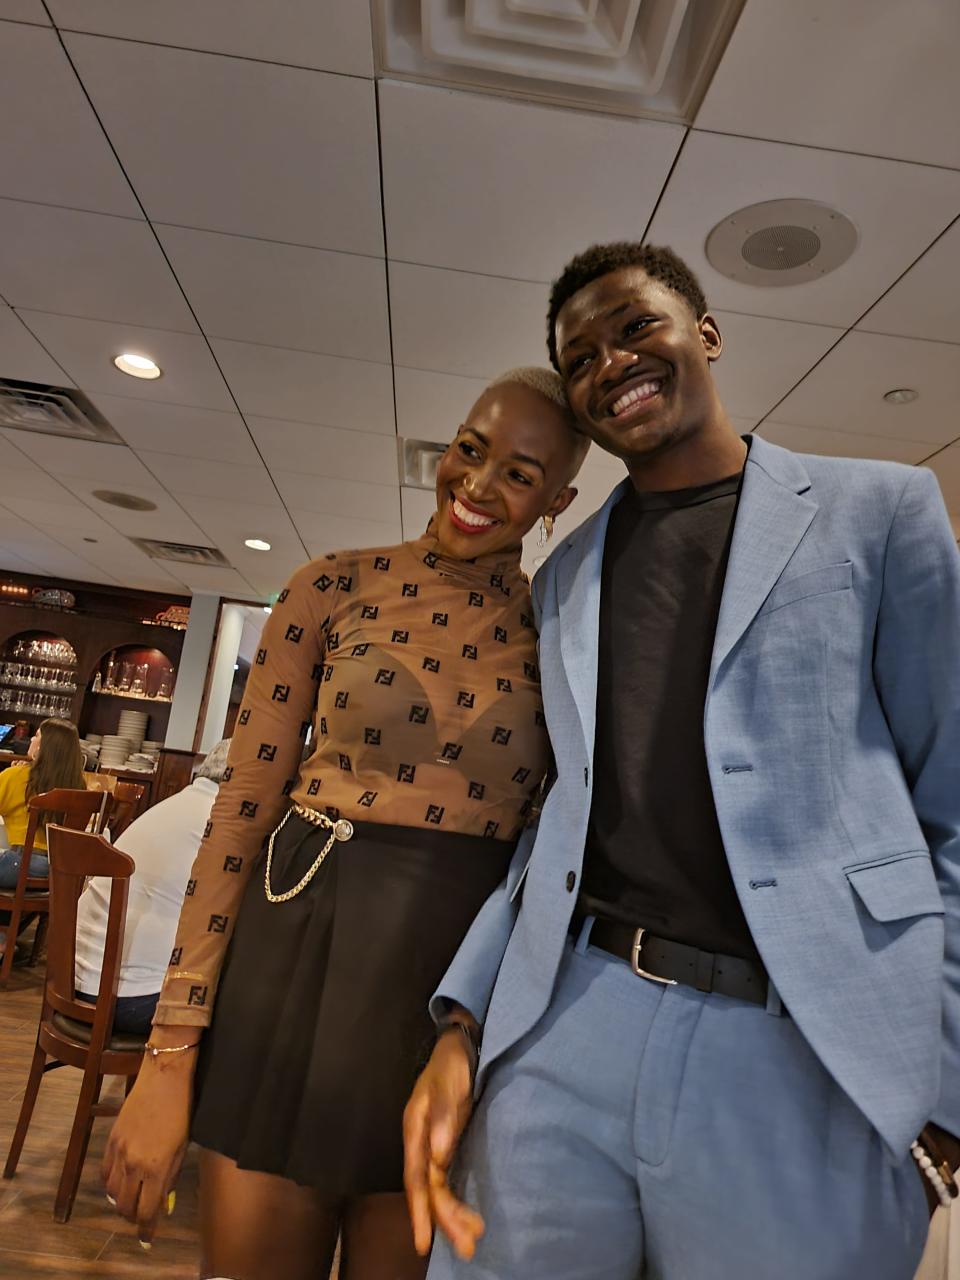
[404,1020,485,1260]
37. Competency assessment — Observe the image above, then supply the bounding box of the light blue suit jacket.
[435,435,960,1156]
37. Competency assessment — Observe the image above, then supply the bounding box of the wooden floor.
[0,961,201,1278]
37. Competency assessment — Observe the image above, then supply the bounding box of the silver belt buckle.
[630,928,677,985]
[333,818,353,842]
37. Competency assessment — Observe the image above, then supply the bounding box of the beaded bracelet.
[911,1140,958,1210]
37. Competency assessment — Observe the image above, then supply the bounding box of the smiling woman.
[102,367,589,1280]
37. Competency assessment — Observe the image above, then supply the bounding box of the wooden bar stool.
[3,825,145,1221]
[0,788,104,985]
[104,780,147,841]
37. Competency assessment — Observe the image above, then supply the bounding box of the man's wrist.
[437,1017,481,1086]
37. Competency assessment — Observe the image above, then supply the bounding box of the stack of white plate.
[117,709,148,752]
[125,753,157,773]
[85,733,103,745]
[142,739,162,759]
[100,735,134,767]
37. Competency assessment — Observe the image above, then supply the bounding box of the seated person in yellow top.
[0,718,87,954]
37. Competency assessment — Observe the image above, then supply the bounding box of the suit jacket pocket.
[759,560,853,617]
[844,852,944,922]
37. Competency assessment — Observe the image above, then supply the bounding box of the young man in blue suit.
[405,243,960,1279]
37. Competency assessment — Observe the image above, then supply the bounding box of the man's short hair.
[196,739,231,783]
[547,243,708,371]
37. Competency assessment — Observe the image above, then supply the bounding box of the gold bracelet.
[144,1042,199,1058]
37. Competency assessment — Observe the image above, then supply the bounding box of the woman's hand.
[403,1020,484,1261]
[102,1042,197,1247]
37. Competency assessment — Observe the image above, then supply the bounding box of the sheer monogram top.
[155,532,547,1026]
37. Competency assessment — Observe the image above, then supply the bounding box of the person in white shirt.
[75,741,230,1034]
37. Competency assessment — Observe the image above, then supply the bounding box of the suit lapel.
[555,479,630,758]
[710,437,817,683]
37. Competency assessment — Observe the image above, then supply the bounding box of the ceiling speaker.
[705,199,858,287]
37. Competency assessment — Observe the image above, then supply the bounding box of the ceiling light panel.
[45,0,373,76]
[0,305,71,387]
[695,0,960,170]
[64,34,384,255]
[379,81,682,281]
[210,340,395,434]
[0,23,138,216]
[157,225,391,363]
[389,262,547,378]
[646,131,960,326]
[0,201,196,333]
[771,331,960,446]
[16,312,234,411]
[376,0,744,122]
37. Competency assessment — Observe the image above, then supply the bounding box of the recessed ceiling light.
[883,388,919,405]
[245,538,271,551]
[113,353,162,380]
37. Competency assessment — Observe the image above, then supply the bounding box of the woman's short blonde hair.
[488,366,571,416]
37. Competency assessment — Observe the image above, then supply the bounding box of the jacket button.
[583,767,589,787]
[565,871,576,892]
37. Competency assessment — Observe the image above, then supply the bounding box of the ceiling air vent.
[129,538,231,568]
[0,378,125,444]
[399,438,447,490]
[374,0,746,122]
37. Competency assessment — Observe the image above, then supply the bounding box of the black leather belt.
[577,913,771,1008]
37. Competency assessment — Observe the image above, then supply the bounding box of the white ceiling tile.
[139,451,281,505]
[0,466,85,504]
[0,23,138,216]
[211,339,395,434]
[0,432,42,469]
[65,35,383,254]
[291,510,403,555]
[6,434,156,483]
[272,472,401,522]
[755,422,934,467]
[711,312,842,419]
[394,367,492,444]
[0,2,50,22]
[89,395,261,464]
[925,446,960,516]
[0,200,196,332]
[646,131,960,326]
[47,0,373,75]
[0,547,46,574]
[246,416,400,486]
[0,303,72,384]
[163,564,256,596]
[157,225,389,361]
[54,476,208,541]
[172,495,303,539]
[380,80,682,281]
[400,486,438,542]
[857,217,960,345]
[772,332,960,446]
[695,0,960,169]
[390,264,548,378]
[17,311,234,411]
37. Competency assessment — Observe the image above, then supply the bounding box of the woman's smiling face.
[433,382,582,559]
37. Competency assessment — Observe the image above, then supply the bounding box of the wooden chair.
[104,780,146,841]
[0,788,104,985]
[3,826,145,1222]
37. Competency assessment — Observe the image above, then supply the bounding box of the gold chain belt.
[264,802,354,904]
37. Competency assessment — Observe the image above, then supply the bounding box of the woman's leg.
[339,1192,428,1280]
[198,1146,341,1280]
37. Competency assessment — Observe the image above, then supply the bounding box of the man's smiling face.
[554,266,724,466]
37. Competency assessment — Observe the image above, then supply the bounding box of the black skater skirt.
[191,811,513,1195]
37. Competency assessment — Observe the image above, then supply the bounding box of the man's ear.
[700,313,723,363]
[547,486,578,520]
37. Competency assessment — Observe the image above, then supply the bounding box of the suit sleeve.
[153,557,336,1028]
[429,567,549,1027]
[872,467,960,1133]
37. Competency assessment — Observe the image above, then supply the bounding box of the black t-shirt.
[581,464,759,960]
